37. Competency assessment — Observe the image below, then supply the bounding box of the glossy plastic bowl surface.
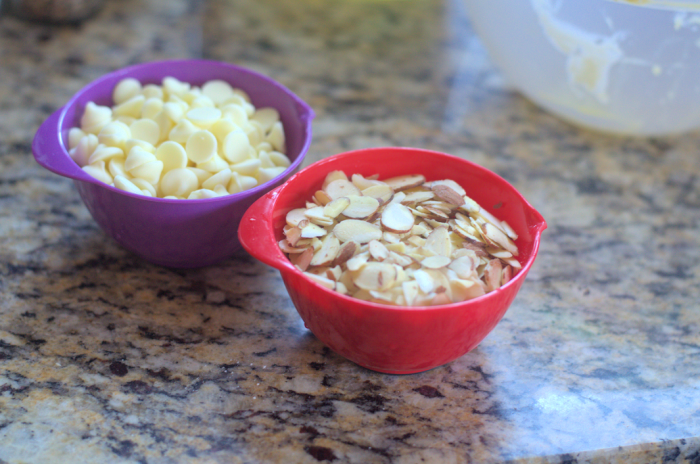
[465,0,700,136]
[238,147,546,374]
[32,59,314,268]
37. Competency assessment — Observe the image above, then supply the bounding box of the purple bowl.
[32,59,314,268]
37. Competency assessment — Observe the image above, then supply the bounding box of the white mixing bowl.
[465,0,700,136]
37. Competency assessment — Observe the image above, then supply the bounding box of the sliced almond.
[484,259,503,293]
[310,235,341,267]
[420,206,450,222]
[327,265,343,281]
[406,235,426,248]
[431,184,465,206]
[413,269,434,294]
[502,256,522,270]
[382,231,401,244]
[324,179,361,200]
[455,212,471,226]
[346,251,370,271]
[402,280,420,306]
[278,239,308,254]
[335,281,348,294]
[449,278,477,302]
[385,242,406,254]
[314,189,332,206]
[333,219,382,244]
[290,247,313,271]
[485,247,512,259]
[343,195,380,219]
[323,197,351,218]
[387,251,413,268]
[424,218,447,229]
[431,292,452,306]
[422,200,455,212]
[322,170,348,189]
[426,269,451,299]
[452,225,475,242]
[368,240,390,261]
[303,272,336,290]
[339,270,358,293]
[361,184,394,204]
[333,241,357,267]
[476,207,509,235]
[421,255,451,269]
[425,179,466,196]
[407,207,428,218]
[448,255,477,278]
[353,262,397,291]
[381,202,415,234]
[412,222,432,237]
[482,223,518,256]
[286,208,308,227]
[424,226,452,257]
[300,222,327,238]
[501,220,518,240]
[284,226,302,246]
[351,173,386,190]
[460,195,481,214]
[369,290,396,304]
[501,265,513,286]
[401,190,434,204]
[389,191,406,205]
[383,174,425,192]
[305,206,334,226]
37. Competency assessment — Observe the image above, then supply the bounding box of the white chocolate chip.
[155,141,188,174]
[73,76,289,199]
[129,119,161,146]
[160,168,199,197]
[201,79,234,105]
[81,102,112,134]
[113,78,142,105]
[222,129,251,163]
[187,107,222,129]
[186,130,217,164]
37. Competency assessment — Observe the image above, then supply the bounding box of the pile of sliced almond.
[279,171,521,306]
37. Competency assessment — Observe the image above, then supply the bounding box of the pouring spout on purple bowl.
[32,108,101,184]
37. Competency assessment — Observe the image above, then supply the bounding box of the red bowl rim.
[240,146,547,312]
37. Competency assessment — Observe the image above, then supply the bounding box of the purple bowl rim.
[56,59,315,203]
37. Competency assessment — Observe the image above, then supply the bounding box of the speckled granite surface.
[1,0,700,463]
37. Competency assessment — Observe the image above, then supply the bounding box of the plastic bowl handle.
[32,108,93,182]
[238,187,296,272]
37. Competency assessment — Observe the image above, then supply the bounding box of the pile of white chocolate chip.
[68,76,290,199]
[279,170,521,306]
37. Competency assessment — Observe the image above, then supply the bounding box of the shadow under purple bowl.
[32,59,314,268]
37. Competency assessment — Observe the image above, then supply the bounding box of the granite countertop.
[1,0,699,462]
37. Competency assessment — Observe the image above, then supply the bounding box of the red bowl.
[238,147,546,374]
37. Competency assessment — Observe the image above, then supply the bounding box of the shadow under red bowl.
[238,147,546,374]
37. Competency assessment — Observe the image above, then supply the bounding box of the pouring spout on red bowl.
[238,186,298,273]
